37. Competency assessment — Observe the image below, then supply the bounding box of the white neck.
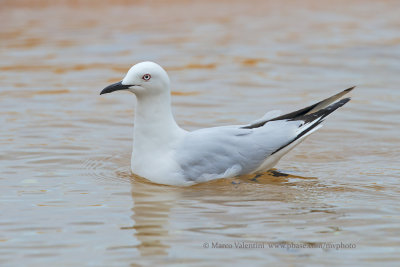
[133,91,185,151]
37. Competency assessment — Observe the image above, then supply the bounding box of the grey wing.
[175,121,301,181]
[175,91,353,182]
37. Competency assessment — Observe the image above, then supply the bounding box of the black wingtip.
[242,86,355,130]
[271,97,352,155]
[293,97,351,124]
[344,86,356,92]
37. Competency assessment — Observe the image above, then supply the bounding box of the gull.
[100,61,354,186]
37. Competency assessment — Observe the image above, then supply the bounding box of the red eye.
[142,74,151,81]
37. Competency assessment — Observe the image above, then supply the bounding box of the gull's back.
[176,119,302,182]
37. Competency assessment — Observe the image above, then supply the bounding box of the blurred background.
[1,0,399,266]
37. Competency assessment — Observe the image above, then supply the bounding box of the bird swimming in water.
[100,61,354,186]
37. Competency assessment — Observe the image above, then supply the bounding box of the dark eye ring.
[142,74,151,81]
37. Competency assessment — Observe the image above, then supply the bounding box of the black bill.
[100,81,131,95]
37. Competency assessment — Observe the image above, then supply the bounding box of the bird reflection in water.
[119,169,321,257]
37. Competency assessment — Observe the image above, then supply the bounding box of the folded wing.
[177,87,354,181]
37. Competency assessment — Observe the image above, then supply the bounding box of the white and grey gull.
[100,61,354,186]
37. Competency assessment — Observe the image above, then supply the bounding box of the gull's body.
[101,61,353,186]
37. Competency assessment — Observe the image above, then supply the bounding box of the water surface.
[1,0,400,266]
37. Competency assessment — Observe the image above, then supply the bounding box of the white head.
[100,61,170,97]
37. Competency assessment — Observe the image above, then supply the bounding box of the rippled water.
[1,1,400,266]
